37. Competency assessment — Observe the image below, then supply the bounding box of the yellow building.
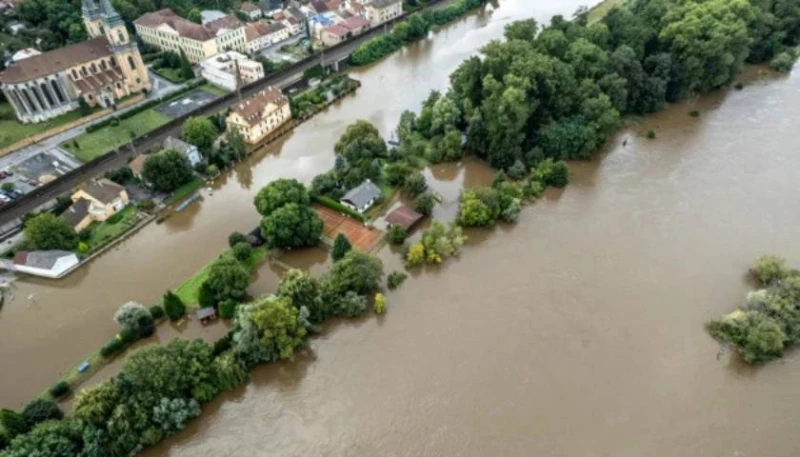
[364,0,403,26]
[0,0,150,123]
[226,87,291,144]
[134,9,247,64]
[63,178,129,231]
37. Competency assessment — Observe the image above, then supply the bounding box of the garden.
[289,75,360,118]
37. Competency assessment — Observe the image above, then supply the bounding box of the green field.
[0,103,87,149]
[62,109,170,162]
[173,247,267,308]
[199,83,229,97]
[588,0,625,23]
[153,67,190,84]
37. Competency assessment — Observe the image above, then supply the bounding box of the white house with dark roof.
[341,179,381,213]
[13,250,79,278]
[163,136,202,166]
[240,2,262,20]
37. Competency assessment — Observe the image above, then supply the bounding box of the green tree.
[179,50,194,80]
[504,18,538,42]
[163,290,186,321]
[187,7,201,24]
[213,351,249,391]
[113,301,152,330]
[387,225,408,245]
[0,409,28,442]
[233,296,307,365]
[228,231,247,248]
[152,397,201,436]
[25,213,77,251]
[142,149,194,192]
[750,255,788,285]
[373,293,387,315]
[328,251,384,296]
[232,242,252,262]
[253,178,310,216]
[182,116,218,155]
[73,381,120,428]
[203,257,250,305]
[414,192,435,216]
[277,269,327,323]
[259,203,323,249]
[331,234,352,262]
[21,399,62,427]
[404,172,428,197]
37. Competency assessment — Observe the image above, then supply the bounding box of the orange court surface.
[313,204,383,252]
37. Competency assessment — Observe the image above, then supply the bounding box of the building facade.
[364,0,402,26]
[226,87,291,144]
[200,51,264,91]
[0,0,149,124]
[134,9,246,63]
[245,21,290,53]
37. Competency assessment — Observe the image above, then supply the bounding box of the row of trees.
[708,255,800,363]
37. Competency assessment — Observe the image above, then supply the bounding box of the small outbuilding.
[385,205,423,232]
[13,250,79,278]
[197,307,217,324]
[340,179,381,213]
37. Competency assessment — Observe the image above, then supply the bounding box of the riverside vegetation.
[708,255,800,364]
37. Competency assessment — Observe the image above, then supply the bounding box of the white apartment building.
[364,0,402,26]
[200,51,264,91]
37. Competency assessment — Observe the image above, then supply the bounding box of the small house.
[197,306,218,324]
[385,205,423,232]
[240,2,262,20]
[13,250,79,278]
[67,178,129,231]
[163,136,202,167]
[340,179,381,213]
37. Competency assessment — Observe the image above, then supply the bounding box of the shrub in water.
[218,300,237,319]
[387,271,408,290]
[49,381,71,399]
[149,305,165,319]
[100,338,125,358]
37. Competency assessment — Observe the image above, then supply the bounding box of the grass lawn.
[85,205,139,249]
[174,247,267,308]
[164,176,205,206]
[588,0,625,23]
[0,103,88,149]
[62,109,170,162]
[153,67,190,84]
[199,83,229,97]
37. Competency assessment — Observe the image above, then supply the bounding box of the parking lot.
[0,149,80,204]
[155,89,219,119]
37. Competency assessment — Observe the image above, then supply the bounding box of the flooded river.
[4,0,800,455]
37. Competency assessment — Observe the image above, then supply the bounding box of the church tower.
[89,0,151,92]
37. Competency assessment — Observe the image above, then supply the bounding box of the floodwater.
[3,0,800,455]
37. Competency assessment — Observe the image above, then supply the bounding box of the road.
[0,8,433,225]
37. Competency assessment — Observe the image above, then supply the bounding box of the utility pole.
[234,57,243,101]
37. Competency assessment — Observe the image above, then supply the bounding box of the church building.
[0,0,150,124]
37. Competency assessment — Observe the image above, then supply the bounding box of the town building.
[200,51,264,91]
[13,251,79,279]
[163,136,202,166]
[244,21,290,53]
[0,0,150,124]
[65,178,129,231]
[226,87,291,144]
[341,179,381,213]
[240,2,263,20]
[320,15,369,46]
[364,0,402,26]
[134,9,247,63]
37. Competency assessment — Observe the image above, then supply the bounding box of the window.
[127,55,136,70]
[31,86,46,108]
[40,83,55,106]
[50,80,65,103]
[91,63,97,73]
[81,66,88,76]
[72,69,78,79]
[101,60,107,70]
[117,30,125,43]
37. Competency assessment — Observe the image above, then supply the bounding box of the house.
[342,15,370,34]
[283,16,303,36]
[197,306,217,324]
[364,0,402,26]
[134,9,247,63]
[240,2,262,20]
[341,179,381,213]
[385,205,423,231]
[200,51,264,91]
[0,0,150,124]
[245,21,290,53]
[67,178,129,230]
[226,87,292,144]
[321,15,369,46]
[13,250,79,279]
[163,136,202,167]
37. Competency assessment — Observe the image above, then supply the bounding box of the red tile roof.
[386,205,423,231]
[0,37,112,84]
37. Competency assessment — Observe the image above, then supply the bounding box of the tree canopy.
[142,150,194,193]
[253,179,310,216]
[25,213,77,251]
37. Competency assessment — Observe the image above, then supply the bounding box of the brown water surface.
[3,1,800,455]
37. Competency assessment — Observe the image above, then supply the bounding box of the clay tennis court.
[313,204,383,252]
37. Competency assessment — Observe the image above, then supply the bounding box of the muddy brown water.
[3,1,800,455]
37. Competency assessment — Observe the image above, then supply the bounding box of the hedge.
[48,381,71,399]
[85,79,206,133]
[149,305,165,319]
[100,338,125,358]
[311,194,366,222]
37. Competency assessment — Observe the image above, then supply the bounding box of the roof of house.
[323,24,349,37]
[205,14,245,34]
[326,0,342,10]
[0,37,112,84]
[197,307,217,319]
[343,15,370,29]
[128,155,146,176]
[14,250,76,269]
[245,21,286,40]
[385,205,423,231]
[368,0,401,8]
[230,87,287,126]
[285,6,305,20]
[80,178,125,204]
[163,136,195,155]
[240,2,260,12]
[341,180,381,209]
[62,198,92,228]
[310,0,329,13]
[134,9,244,41]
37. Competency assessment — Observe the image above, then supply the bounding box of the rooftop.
[368,0,402,8]
[230,87,287,126]
[385,205,423,231]
[0,37,112,84]
[14,250,76,269]
[80,178,125,204]
[62,198,92,228]
[341,180,381,209]
[135,9,243,41]
[324,24,350,37]
[240,2,260,12]
[343,15,370,29]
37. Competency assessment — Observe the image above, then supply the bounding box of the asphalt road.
[0,10,425,225]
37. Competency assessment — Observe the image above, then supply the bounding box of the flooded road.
[4,0,800,455]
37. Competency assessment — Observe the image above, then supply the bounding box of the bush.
[137,199,156,212]
[232,242,252,262]
[218,300,237,319]
[105,210,125,224]
[770,51,796,73]
[689,110,700,117]
[212,331,234,356]
[373,293,387,315]
[100,338,125,358]
[647,130,657,139]
[750,255,788,285]
[114,301,152,329]
[228,231,247,248]
[404,172,428,197]
[149,305,165,319]
[48,381,71,399]
[22,399,62,426]
[507,159,527,179]
[331,234,352,262]
[78,242,89,254]
[163,290,186,321]
[387,271,407,290]
[414,192,435,216]
[119,327,139,344]
[387,225,408,245]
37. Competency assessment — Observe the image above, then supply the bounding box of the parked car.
[7,190,22,199]
[0,172,7,179]
[0,194,10,203]
[28,178,38,186]
[4,171,13,177]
